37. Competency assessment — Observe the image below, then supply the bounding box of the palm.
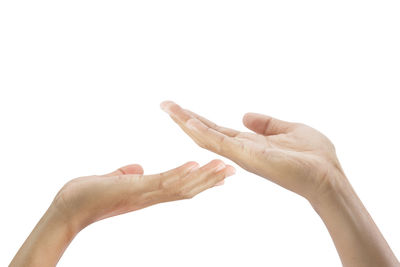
[53,165,145,228]
[229,127,335,196]
[53,160,235,229]
[162,101,344,199]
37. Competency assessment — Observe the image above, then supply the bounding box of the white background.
[1,1,399,266]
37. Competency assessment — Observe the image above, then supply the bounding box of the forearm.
[311,177,399,267]
[10,204,79,267]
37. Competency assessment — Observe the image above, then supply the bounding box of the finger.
[161,101,192,123]
[182,159,226,188]
[127,160,234,203]
[161,101,241,158]
[185,110,240,137]
[142,161,200,190]
[215,180,225,186]
[103,164,144,177]
[185,160,236,197]
[242,112,295,136]
[160,101,206,147]
[158,161,200,179]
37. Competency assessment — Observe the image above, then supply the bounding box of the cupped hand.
[52,160,235,231]
[160,101,346,203]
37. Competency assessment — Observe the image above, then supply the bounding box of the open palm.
[161,101,345,201]
[53,160,235,230]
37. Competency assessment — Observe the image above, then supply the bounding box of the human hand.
[160,101,346,204]
[10,160,235,267]
[52,160,235,232]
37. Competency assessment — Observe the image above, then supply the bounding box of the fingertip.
[211,159,225,164]
[242,112,275,134]
[212,164,234,187]
[184,160,200,167]
[160,100,175,114]
[244,112,257,117]
[183,161,200,172]
[120,164,144,175]
[160,100,174,108]
[224,165,236,176]
[242,113,250,127]
[209,159,226,168]
[242,112,256,125]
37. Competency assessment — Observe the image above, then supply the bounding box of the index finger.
[160,101,242,159]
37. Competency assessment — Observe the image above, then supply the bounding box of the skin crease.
[160,101,400,267]
[10,102,400,267]
[10,160,235,267]
[52,161,233,229]
[160,102,344,202]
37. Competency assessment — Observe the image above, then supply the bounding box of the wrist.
[307,174,400,267]
[308,173,357,215]
[10,204,80,267]
[45,204,81,243]
[47,202,83,238]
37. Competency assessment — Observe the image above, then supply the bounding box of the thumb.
[242,113,294,136]
[103,164,144,177]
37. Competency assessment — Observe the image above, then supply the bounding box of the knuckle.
[176,188,192,199]
[197,141,207,149]
[160,180,183,199]
[214,141,223,154]
[159,179,168,190]
[200,140,218,153]
[157,173,170,190]
[176,189,187,199]
[114,174,125,182]
[204,143,214,152]
[184,191,194,199]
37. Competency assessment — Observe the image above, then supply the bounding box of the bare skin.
[10,102,399,267]
[10,160,235,267]
[160,101,399,267]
